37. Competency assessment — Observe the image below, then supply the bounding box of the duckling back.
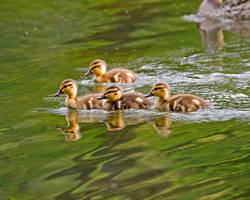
[105,92,154,110]
[75,94,105,109]
[106,68,137,83]
[168,94,210,112]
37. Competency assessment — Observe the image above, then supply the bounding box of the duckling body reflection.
[85,59,137,83]
[105,111,125,131]
[57,111,81,142]
[145,83,210,112]
[98,86,154,110]
[57,110,173,142]
[198,0,250,20]
[54,79,104,109]
[153,114,172,137]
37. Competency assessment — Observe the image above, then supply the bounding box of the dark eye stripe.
[91,65,101,70]
[154,87,163,90]
[63,84,73,89]
[105,90,118,94]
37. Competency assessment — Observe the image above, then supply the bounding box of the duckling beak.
[145,91,154,98]
[54,89,63,97]
[85,69,92,76]
[97,94,106,100]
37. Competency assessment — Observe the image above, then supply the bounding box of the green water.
[1,0,250,199]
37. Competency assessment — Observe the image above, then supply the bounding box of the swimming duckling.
[97,86,154,110]
[145,83,210,112]
[85,59,137,83]
[198,0,250,20]
[54,79,104,109]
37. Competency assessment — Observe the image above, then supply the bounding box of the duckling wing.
[120,93,154,109]
[77,93,104,109]
[169,94,210,112]
[107,68,137,83]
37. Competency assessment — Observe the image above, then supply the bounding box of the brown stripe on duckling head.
[86,59,107,76]
[100,85,122,102]
[55,79,76,97]
[90,59,106,66]
[105,85,121,93]
[61,79,76,85]
[153,82,171,94]
[60,79,77,89]
[54,79,78,97]
[89,59,107,70]
[86,61,102,76]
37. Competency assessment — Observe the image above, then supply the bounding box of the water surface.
[0,0,249,199]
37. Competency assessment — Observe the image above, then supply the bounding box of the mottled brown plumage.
[85,59,137,83]
[54,79,104,109]
[198,0,250,19]
[97,86,154,110]
[145,83,210,112]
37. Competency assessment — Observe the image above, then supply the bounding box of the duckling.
[198,0,250,20]
[145,83,210,112]
[97,85,154,110]
[54,79,104,109]
[85,59,137,83]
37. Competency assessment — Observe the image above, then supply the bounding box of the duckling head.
[97,85,122,102]
[85,59,107,77]
[145,82,171,100]
[54,79,78,99]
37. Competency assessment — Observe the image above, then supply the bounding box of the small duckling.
[145,83,210,112]
[85,59,137,83]
[198,0,250,20]
[97,85,154,110]
[54,79,104,109]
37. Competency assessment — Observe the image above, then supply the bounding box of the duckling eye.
[63,84,73,88]
[154,87,162,91]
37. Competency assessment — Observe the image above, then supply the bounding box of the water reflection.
[105,111,126,131]
[56,111,81,142]
[198,18,250,50]
[153,114,171,137]
[57,110,172,141]
[49,111,172,200]
[198,19,225,50]
[94,84,106,93]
